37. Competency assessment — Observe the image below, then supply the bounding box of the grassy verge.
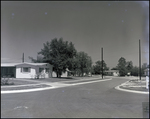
[1,78,14,86]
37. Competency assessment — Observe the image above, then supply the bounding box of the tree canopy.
[38,38,77,77]
[75,51,92,76]
[117,57,127,76]
[28,55,44,63]
[126,61,133,72]
[28,37,94,77]
[93,60,109,75]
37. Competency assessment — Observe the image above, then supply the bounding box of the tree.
[75,51,92,77]
[93,60,109,75]
[131,66,139,76]
[117,57,127,76]
[126,61,133,75]
[67,57,80,76]
[111,67,118,70]
[37,38,77,77]
[28,55,45,63]
[93,61,101,74]
[141,63,148,76]
[83,56,92,76]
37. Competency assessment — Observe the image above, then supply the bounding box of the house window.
[45,68,49,73]
[21,67,31,73]
[39,68,44,73]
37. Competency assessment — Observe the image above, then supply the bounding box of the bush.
[1,76,14,85]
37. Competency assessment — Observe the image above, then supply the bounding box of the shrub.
[1,76,14,85]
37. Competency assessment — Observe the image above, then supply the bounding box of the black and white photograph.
[1,1,149,118]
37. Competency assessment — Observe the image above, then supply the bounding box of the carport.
[1,63,19,78]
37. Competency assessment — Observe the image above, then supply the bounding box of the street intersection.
[1,77,149,118]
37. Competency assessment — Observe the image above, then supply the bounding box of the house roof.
[23,62,49,66]
[1,63,22,67]
[1,62,51,67]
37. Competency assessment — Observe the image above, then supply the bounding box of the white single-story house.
[105,70,119,76]
[1,62,71,78]
[1,62,53,78]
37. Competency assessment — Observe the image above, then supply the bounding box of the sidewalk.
[1,76,110,94]
[1,76,149,94]
[1,76,104,91]
[116,76,149,94]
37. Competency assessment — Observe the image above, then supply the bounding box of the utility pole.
[139,39,141,80]
[101,47,103,79]
[22,53,24,63]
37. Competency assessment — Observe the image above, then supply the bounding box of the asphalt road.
[1,77,149,118]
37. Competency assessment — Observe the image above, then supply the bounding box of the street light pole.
[101,47,103,79]
[139,39,141,80]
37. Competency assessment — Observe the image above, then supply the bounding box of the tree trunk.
[81,69,83,77]
[57,73,59,78]
[56,68,59,78]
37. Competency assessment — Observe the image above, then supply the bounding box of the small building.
[1,62,53,78]
[105,70,119,76]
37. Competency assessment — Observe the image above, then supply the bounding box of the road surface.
[1,77,149,118]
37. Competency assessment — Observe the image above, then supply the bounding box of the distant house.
[105,70,119,76]
[1,62,53,78]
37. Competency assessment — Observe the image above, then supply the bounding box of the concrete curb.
[1,78,112,94]
[1,86,55,94]
[115,85,149,94]
[115,79,149,94]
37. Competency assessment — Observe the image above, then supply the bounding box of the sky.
[1,1,149,69]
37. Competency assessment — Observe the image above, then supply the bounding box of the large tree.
[117,57,127,76]
[85,56,92,76]
[28,55,45,63]
[131,66,139,76]
[111,67,118,70]
[75,51,92,76]
[93,60,109,75]
[126,61,133,73]
[67,57,80,76]
[33,38,77,77]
